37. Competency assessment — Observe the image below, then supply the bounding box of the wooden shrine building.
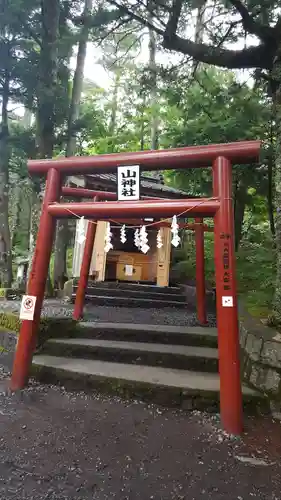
[71,173,188,287]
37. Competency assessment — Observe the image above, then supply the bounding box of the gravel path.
[0,369,279,500]
[0,299,216,327]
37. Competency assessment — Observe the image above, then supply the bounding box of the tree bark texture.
[109,70,121,137]
[234,185,247,251]
[148,9,159,150]
[37,0,60,158]
[27,190,41,280]
[272,46,281,321]
[192,0,207,72]
[53,0,93,287]
[66,0,93,156]
[0,63,12,286]
[10,175,21,249]
[267,154,275,237]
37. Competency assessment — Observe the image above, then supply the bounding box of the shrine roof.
[84,172,188,198]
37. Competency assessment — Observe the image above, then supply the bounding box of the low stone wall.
[0,329,17,352]
[240,306,281,402]
[0,288,23,301]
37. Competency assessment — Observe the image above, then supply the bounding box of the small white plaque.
[20,295,37,320]
[222,296,233,307]
[125,265,133,276]
[117,165,140,201]
[17,265,24,280]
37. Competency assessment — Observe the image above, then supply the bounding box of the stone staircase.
[72,281,187,309]
[32,321,264,412]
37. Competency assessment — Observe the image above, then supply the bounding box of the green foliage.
[162,68,270,196]
[236,224,275,317]
[0,312,21,332]
[171,229,215,285]
[171,222,274,318]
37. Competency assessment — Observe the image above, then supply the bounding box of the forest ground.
[0,359,280,499]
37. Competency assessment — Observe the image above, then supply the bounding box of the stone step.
[44,338,219,372]
[77,322,218,348]
[73,294,187,309]
[32,355,265,412]
[73,280,182,295]
[73,286,186,302]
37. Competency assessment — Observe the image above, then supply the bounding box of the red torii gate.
[11,140,261,436]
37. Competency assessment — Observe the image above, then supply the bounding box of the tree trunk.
[0,67,12,287]
[148,23,159,150]
[194,0,206,44]
[22,108,33,129]
[193,0,207,72]
[37,0,60,158]
[53,0,93,288]
[31,0,60,296]
[66,0,93,156]
[234,186,247,251]
[272,47,281,321]
[267,154,275,237]
[140,94,146,150]
[27,190,41,280]
[109,70,121,137]
[10,176,21,248]
[53,221,69,288]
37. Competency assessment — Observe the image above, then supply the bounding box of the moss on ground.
[0,312,78,349]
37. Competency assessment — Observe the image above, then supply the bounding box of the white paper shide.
[120,224,127,244]
[134,228,141,249]
[77,216,86,245]
[171,215,181,247]
[139,225,150,254]
[156,230,163,249]
[104,223,113,253]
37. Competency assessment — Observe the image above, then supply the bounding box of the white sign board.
[125,265,133,276]
[222,296,233,308]
[117,165,140,201]
[20,295,37,321]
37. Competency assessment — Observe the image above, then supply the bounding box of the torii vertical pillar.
[195,217,207,324]
[213,156,243,435]
[73,219,97,320]
[11,168,61,390]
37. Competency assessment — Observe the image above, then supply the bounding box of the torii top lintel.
[28,140,261,176]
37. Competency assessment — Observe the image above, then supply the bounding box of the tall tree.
[53,0,94,288]
[0,42,12,286]
[37,0,60,158]
[192,0,207,72]
[0,0,37,285]
[148,1,159,150]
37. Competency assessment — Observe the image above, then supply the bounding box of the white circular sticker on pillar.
[222,296,233,307]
